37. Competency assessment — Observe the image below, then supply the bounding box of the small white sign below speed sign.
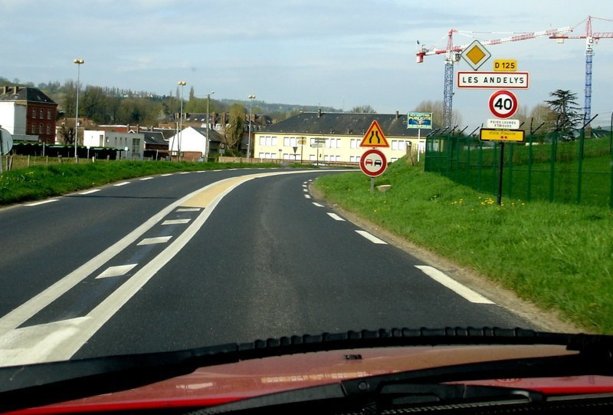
[488,90,518,119]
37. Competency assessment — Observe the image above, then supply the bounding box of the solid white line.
[312,202,324,207]
[24,199,59,207]
[355,230,387,244]
[415,265,495,304]
[327,213,345,221]
[114,182,130,187]
[137,236,173,246]
[96,264,138,279]
[79,189,100,195]
[139,177,154,181]
[176,207,201,212]
[162,219,191,225]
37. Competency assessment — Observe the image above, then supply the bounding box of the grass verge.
[0,160,279,206]
[313,159,613,333]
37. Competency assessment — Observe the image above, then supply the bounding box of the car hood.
[10,343,613,414]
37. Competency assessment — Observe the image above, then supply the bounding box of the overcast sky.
[1,0,613,127]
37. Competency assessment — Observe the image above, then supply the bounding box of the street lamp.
[205,91,214,161]
[177,80,186,161]
[247,94,256,159]
[73,58,84,161]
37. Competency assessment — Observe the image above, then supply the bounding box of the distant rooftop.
[0,86,56,104]
[262,111,419,137]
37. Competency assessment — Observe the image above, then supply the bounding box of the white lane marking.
[79,189,100,195]
[303,188,308,192]
[355,230,387,244]
[304,194,312,199]
[312,202,324,207]
[114,182,130,187]
[0,317,90,365]
[415,265,495,304]
[162,219,191,225]
[24,199,58,207]
[176,207,201,212]
[327,213,345,221]
[179,172,190,175]
[137,236,173,246]
[139,176,154,181]
[96,264,138,279]
[0,169,346,365]
[161,173,173,177]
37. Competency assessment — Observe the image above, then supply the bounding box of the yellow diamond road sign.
[461,40,491,71]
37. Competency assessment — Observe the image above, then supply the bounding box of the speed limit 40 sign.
[488,90,518,119]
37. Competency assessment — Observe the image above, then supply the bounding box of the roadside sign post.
[360,121,389,192]
[479,128,525,205]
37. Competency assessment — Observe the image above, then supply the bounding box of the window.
[40,109,44,119]
[350,139,359,149]
[132,138,140,154]
[32,109,37,119]
[47,110,52,120]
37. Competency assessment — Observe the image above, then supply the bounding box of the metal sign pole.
[497,142,505,205]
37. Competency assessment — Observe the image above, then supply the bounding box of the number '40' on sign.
[488,90,518,119]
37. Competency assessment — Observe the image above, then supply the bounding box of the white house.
[83,130,145,160]
[168,126,216,161]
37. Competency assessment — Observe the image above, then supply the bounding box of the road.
[0,168,532,366]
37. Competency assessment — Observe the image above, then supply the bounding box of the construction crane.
[549,16,613,128]
[417,26,572,128]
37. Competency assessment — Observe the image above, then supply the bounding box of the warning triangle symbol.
[360,120,389,147]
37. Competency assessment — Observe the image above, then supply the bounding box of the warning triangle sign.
[360,120,389,148]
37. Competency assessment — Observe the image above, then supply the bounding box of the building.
[254,111,425,164]
[0,86,58,144]
[167,126,224,161]
[83,129,145,160]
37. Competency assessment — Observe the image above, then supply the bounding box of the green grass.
[314,159,613,334]
[0,160,280,206]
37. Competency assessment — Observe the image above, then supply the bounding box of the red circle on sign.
[360,149,387,177]
[488,90,518,119]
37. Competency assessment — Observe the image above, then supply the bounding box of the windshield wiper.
[0,327,611,412]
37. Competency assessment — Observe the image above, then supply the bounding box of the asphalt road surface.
[0,168,533,366]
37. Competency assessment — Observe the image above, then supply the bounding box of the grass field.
[313,159,613,334]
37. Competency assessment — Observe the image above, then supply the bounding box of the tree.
[545,89,582,137]
[225,103,246,154]
[350,105,376,114]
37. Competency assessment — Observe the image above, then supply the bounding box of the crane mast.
[550,16,613,128]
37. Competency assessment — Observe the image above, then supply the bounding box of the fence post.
[577,127,585,204]
[527,134,534,202]
[549,134,557,202]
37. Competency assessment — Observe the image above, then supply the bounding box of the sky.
[1,0,613,128]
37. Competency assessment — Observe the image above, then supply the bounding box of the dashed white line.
[162,219,191,225]
[79,189,100,195]
[355,230,387,244]
[137,236,173,246]
[161,173,173,177]
[327,213,345,221]
[25,199,58,207]
[139,177,154,181]
[312,202,324,207]
[415,265,495,304]
[114,182,130,187]
[303,188,308,192]
[179,172,190,175]
[304,194,312,199]
[96,264,138,279]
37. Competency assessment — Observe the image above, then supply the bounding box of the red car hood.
[9,344,613,414]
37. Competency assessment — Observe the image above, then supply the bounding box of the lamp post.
[247,94,256,159]
[206,91,214,161]
[73,58,84,161]
[177,80,186,161]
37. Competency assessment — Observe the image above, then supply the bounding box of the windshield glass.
[0,0,611,389]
